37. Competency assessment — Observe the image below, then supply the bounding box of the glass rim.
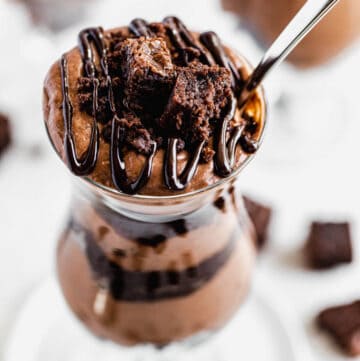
[80,85,268,202]
[45,47,268,203]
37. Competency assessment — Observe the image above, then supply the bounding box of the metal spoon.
[239,0,340,108]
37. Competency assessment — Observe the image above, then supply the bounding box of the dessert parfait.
[43,17,266,346]
[222,0,360,67]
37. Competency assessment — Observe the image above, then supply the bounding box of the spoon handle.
[239,0,340,107]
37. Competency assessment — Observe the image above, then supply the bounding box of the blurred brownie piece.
[243,195,272,249]
[318,301,360,356]
[305,222,352,269]
[0,113,11,156]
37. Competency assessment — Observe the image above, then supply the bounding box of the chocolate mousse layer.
[222,0,360,67]
[57,186,256,345]
[43,17,265,196]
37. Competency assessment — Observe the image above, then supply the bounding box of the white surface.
[0,0,360,360]
[4,276,301,361]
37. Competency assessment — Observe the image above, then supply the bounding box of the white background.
[0,0,360,359]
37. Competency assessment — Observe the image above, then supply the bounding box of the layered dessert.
[222,0,360,67]
[43,17,266,346]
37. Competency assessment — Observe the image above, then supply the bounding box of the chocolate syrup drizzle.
[164,138,205,191]
[163,16,213,66]
[199,31,243,93]
[61,27,158,194]
[59,17,260,194]
[129,18,155,38]
[60,55,99,175]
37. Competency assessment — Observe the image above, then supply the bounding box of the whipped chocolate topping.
[47,17,264,195]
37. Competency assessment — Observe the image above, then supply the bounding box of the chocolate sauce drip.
[110,117,157,194]
[228,126,244,165]
[239,134,259,154]
[129,18,154,38]
[163,16,212,65]
[70,219,236,302]
[60,55,99,175]
[164,138,205,191]
[78,27,157,194]
[215,96,237,177]
[199,31,242,93]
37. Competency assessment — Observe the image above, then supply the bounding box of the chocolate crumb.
[243,195,272,249]
[168,219,188,235]
[318,301,360,356]
[112,248,126,258]
[305,222,352,269]
[136,234,167,248]
[214,197,226,212]
[0,113,11,157]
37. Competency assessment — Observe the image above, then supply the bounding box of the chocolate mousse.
[43,17,265,195]
[45,17,266,348]
[222,0,360,67]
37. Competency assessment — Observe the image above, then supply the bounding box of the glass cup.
[47,40,268,358]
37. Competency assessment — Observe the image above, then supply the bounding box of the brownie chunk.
[119,37,175,118]
[160,63,232,143]
[318,301,360,356]
[243,195,272,249]
[0,113,11,156]
[305,222,352,269]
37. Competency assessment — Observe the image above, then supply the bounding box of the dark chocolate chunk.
[318,301,360,356]
[0,113,11,156]
[214,197,226,212]
[305,222,352,269]
[243,195,272,249]
[119,37,175,118]
[112,248,126,258]
[136,234,167,248]
[159,63,232,143]
[168,219,188,235]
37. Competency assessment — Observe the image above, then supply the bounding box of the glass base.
[5,276,297,361]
